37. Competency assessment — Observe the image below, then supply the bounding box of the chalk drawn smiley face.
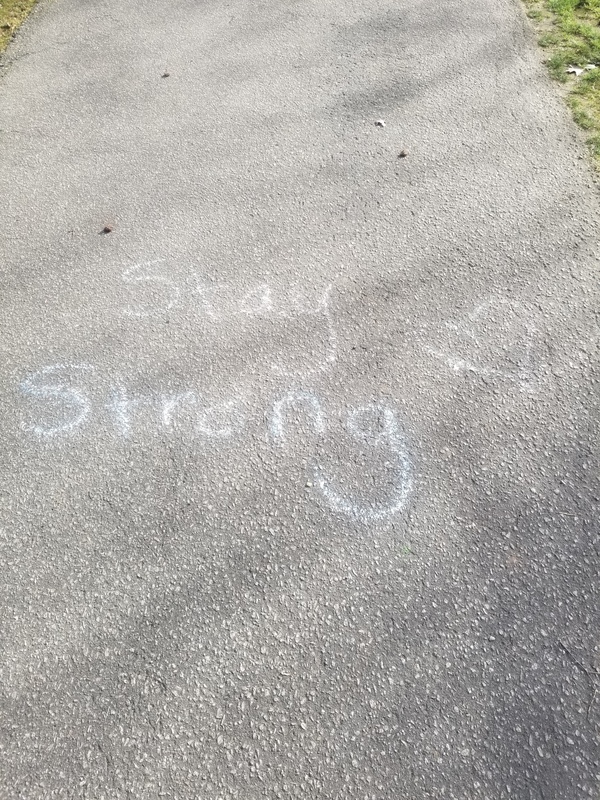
[425,297,540,388]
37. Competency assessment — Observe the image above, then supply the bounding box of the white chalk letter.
[106,386,152,438]
[315,405,413,523]
[20,364,94,438]
[122,260,180,317]
[269,390,326,443]
[161,391,198,427]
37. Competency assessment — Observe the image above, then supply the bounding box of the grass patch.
[523,0,600,163]
[0,0,38,54]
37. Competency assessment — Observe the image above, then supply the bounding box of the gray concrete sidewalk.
[1,0,599,797]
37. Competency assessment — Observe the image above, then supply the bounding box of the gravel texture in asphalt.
[0,0,599,797]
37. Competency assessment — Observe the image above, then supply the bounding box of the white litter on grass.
[567,64,597,76]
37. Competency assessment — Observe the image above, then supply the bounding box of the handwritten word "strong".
[19,367,414,523]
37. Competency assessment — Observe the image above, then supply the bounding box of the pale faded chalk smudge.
[239,284,272,316]
[191,276,222,320]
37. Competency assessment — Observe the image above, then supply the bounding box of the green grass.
[524,0,600,163]
[0,0,38,54]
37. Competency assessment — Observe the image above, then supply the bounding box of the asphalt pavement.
[1,0,599,797]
